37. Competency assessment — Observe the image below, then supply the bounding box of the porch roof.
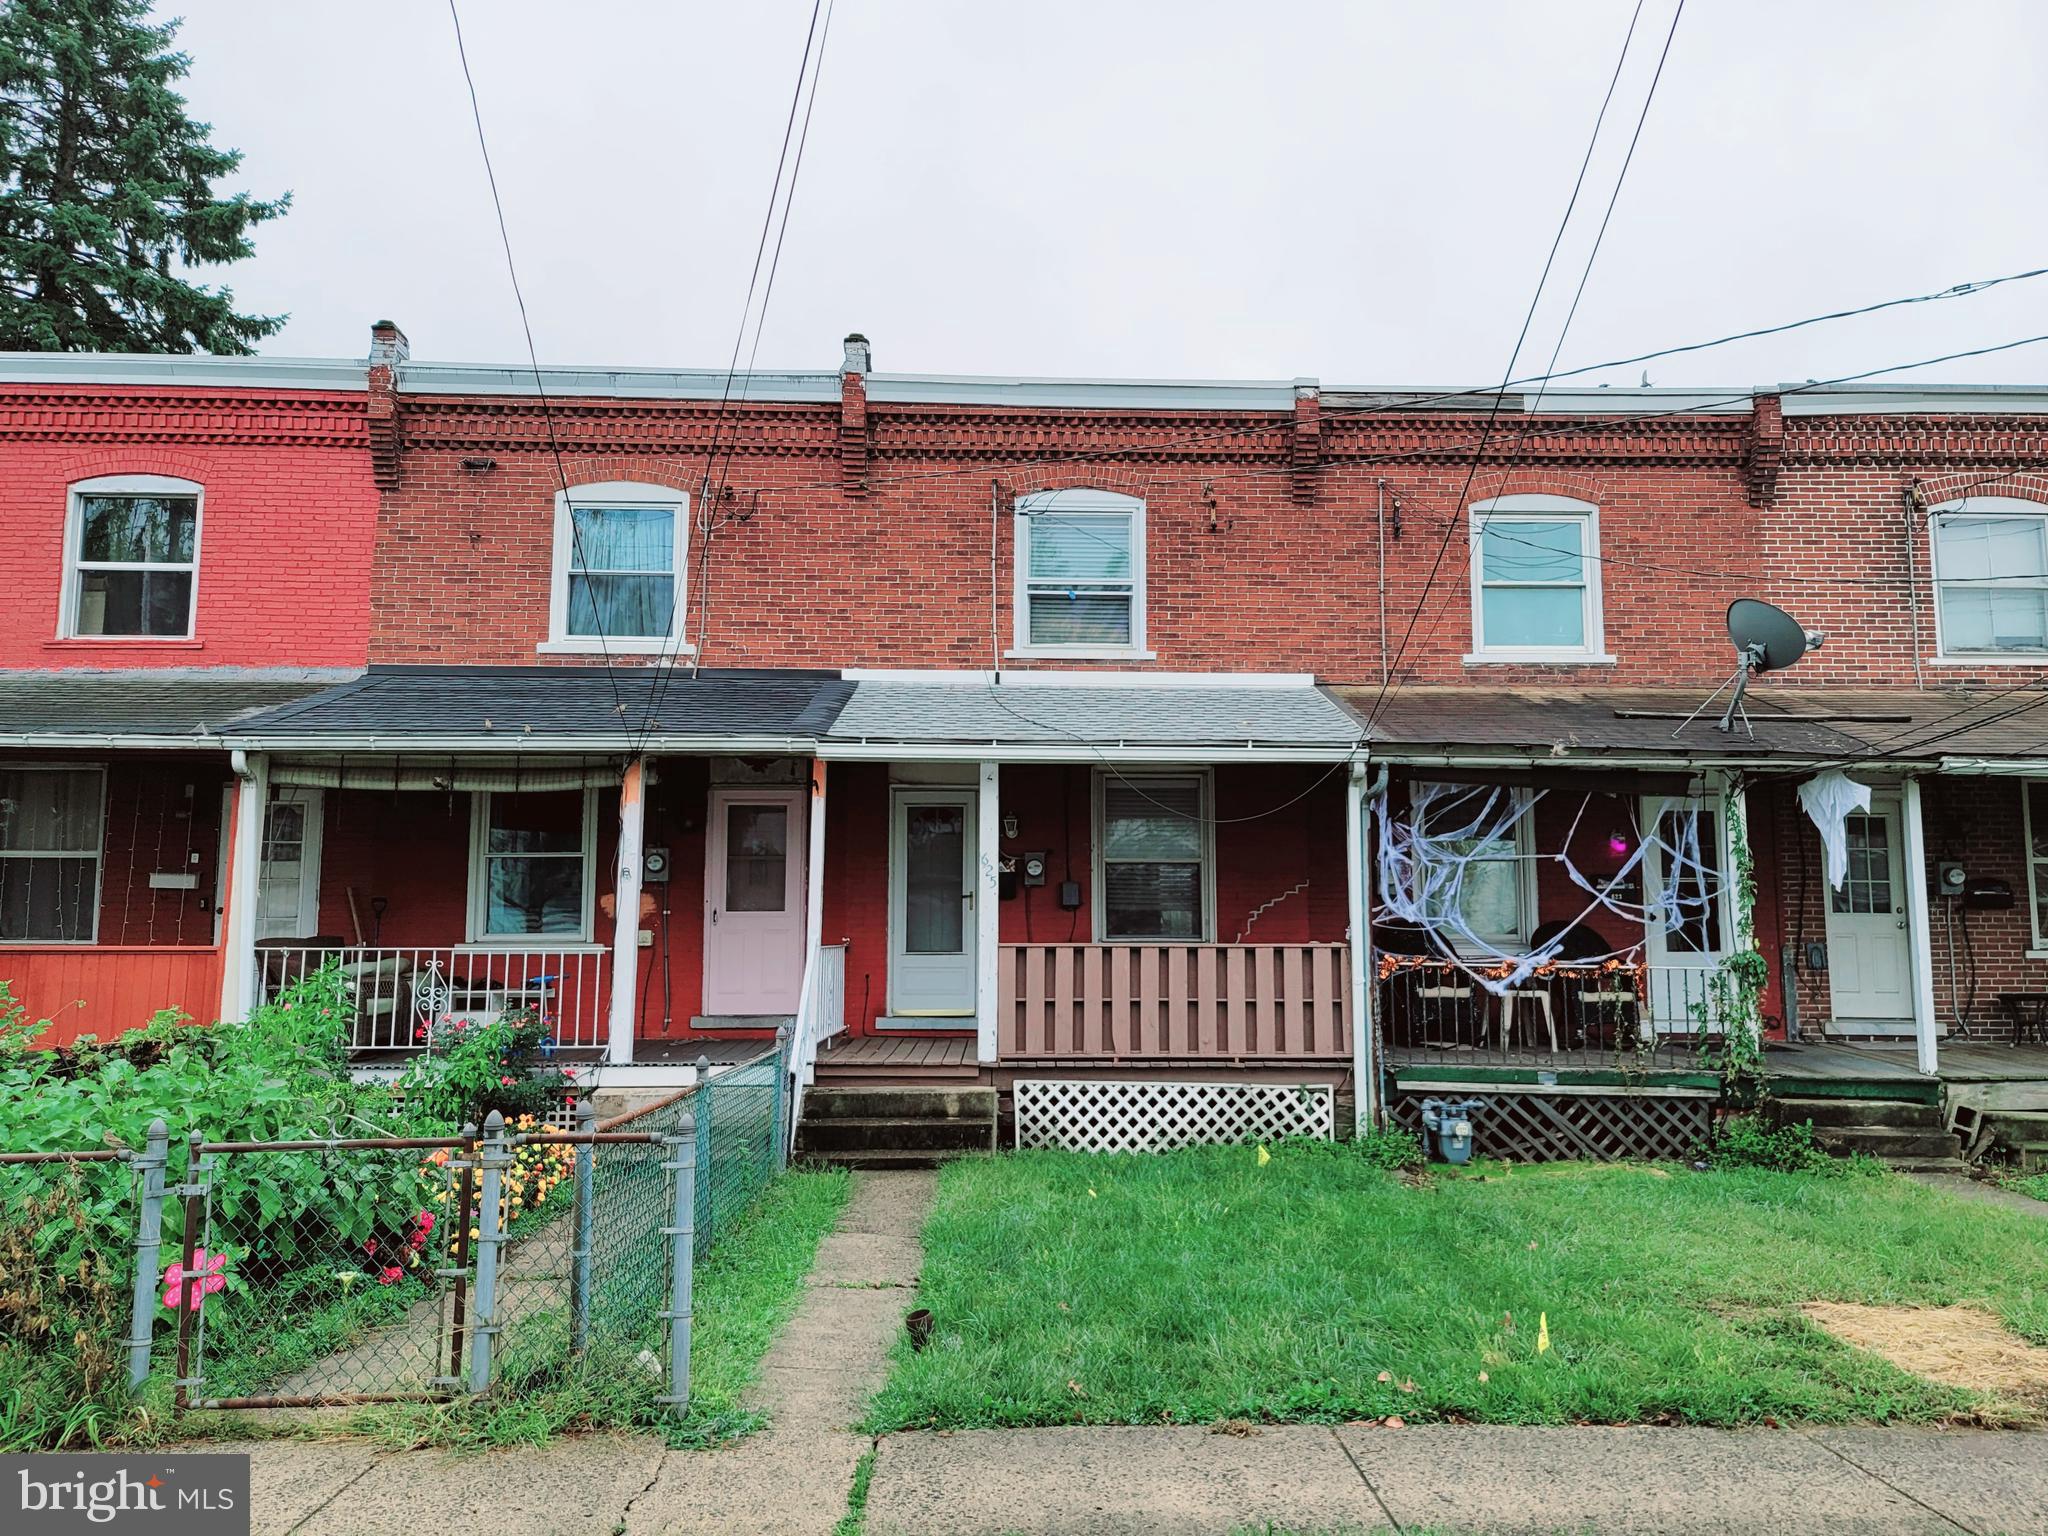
[1334,685,2048,767]
[0,668,353,747]
[219,666,853,751]
[822,680,1365,759]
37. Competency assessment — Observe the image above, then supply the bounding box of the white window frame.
[60,475,203,641]
[1928,499,2048,664]
[465,788,601,945]
[542,481,693,656]
[0,763,107,944]
[1091,769,1215,943]
[1411,781,1537,954]
[1010,489,1154,660]
[1465,494,1610,664]
[2023,779,2048,955]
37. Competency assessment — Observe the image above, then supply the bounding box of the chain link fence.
[5,1038,791,1424]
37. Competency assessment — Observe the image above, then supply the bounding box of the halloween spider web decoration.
[1374,781,1722,993]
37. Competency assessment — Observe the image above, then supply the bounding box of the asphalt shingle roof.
[225,666,852,743]
[827,682,1364,749]
[0,670,350,741]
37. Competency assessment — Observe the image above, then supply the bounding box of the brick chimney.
[840,333,871,495]
[367,320,408,489]
[370,319,410,369]
[842,332,871,375]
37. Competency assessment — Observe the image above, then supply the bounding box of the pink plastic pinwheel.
[162,1248,228,1311]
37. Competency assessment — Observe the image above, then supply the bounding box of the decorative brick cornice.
[1782,414,2048,468]
[1323,413,1749,467]
[0,388,366,447]
[1743,392,1783,506]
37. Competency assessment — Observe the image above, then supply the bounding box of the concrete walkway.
[1908,1171,2048,1220]
[863,1423,2048,1535]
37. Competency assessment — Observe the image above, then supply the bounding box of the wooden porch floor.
[1767,1041,2048,1086]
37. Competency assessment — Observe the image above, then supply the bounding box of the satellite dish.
[1674,599,1826,737]
[1727,599,1824,675]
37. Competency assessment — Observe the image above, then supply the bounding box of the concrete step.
[1888,1157,1978,1175]
[689,1014,794,1032]
[1811,1124,1966,1162]
[803,1086,998,1121]
[1771,1096,1948,1132]
[797,1114,996,1155]
[793,1145,989,1171]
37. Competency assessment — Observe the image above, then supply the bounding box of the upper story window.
[0,766,103,942]
[467,788,597,941]
[546,482,689,655]
[1466,495,1607,663]
[1013,490,1150,658]
[1931,499,2048,658]
[1094,771,1212,941]
[62,476,201,639]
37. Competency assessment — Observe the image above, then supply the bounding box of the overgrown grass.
[1994,1168,2048,1203]
[868,1146,2048,1432]
[343,1166,849,1449]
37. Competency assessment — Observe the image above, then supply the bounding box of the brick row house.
[7,325,2048,1157]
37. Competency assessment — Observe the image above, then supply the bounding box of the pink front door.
[703,788,806,1017]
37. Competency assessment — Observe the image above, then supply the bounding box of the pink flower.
[377,1265,403,1285]
[500,1076,515,1086]
[162,1249,228,1311]
[415,1211,436,1235]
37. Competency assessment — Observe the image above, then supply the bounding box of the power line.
[446,0,634,747]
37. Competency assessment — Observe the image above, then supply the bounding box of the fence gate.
[173,1133,477,1409]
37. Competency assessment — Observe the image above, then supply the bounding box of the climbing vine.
[1695,782,1771,1107]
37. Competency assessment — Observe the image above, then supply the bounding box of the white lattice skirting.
[1014,1079,1335,1153]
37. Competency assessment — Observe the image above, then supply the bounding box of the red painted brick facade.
[0,383,376,670]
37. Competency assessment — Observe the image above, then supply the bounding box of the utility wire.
[447,0,635,748]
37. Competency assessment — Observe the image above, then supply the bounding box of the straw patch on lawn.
[1802,1303,2048,1405]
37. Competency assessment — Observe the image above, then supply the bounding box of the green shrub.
[1273,1126,1427,1170]
[1704,1114,1884,1178]
[395,1006,570,1127]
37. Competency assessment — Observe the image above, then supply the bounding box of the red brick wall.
[0,387,376,669]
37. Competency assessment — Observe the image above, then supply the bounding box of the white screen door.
[1822,794,1913,1021]
[256,788,324,940]
[703,788,805,1017]
[889,788,977,1017]
[1640,795,1729,1030]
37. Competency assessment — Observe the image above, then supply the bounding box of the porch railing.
[253,945,610,1053]
[786,942,848,1151]
[1375,953,1733,1071]
[999,942,1351,1061]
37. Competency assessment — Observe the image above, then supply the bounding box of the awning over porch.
[219,665,854,752]
[823,679,1364,758]
[1332,684,2048,769]
[0,668,352,747]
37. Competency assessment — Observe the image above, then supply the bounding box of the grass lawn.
[866,1145,2048,1432]
[344,1165,849,1448]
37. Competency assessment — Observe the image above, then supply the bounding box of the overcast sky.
[164,0,2048,389]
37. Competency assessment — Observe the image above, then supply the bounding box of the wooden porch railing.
[999,943,1351,1061]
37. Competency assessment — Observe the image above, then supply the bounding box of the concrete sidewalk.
[863,1422,2048,1535]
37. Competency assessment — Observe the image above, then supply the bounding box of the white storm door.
[255,788,324,940]
[889,788,977,1016]
[1822,794,1913,1020]
[703,789,806,1016]
[1640,795,1729,1029]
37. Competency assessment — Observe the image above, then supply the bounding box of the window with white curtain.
[63,476,201,638]
[1467,495,1606,661]
[1014,490,1148,655]
[1931,501,2048,656]
[1094,772,1211,941]
[1413,783,1534,951]
[0,767,104,942]
[547,482,689,653]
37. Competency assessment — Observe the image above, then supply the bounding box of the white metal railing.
[786,942,848,1149]
[253,944,610,1052]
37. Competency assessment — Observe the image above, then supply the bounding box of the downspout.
[1903,485,1927,691]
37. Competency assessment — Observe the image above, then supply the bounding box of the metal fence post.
[772,1025,791,1172]
[468,1110,508,1394]
[126,1119,170,1393]
[171,1130,206,1410]
[569,1098,596,1355]
[694,1054,713,1244]
[658,1112,696,1418]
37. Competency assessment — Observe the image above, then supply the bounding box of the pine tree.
[0,0,287,353]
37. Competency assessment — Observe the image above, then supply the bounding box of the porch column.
[1345,759,1378,1130]
[975,760,1000,1065]
[217,749,269,1023]
[606,757,648,1067]
[1902,775,1941,1075]
[805,759,828,958]
[1718,771,1762,1046]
